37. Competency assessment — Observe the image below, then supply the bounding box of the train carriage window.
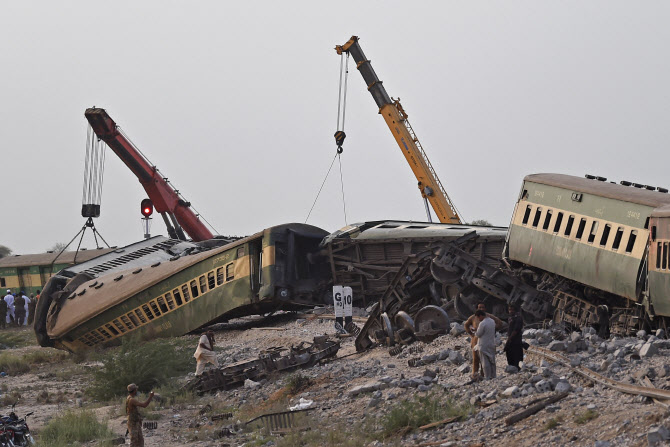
[134,309,147,324]
[114,319,127,333]
[181,285,191,302]
[553,212,564,233]
[199,275,207,294]
[181,284,191,303]
[164,292,176,310]
[173,289,183,306]
[208,272,216,290]
[625,230,637,253]
[156,296,169,313]
[564,215,575,236]
[120,315,134,330]
[645,217,650,229]
[576,218,587,240]
[522,205,532,225]
[599,224,611,247]
[99,327,113,339]
[542,210,553,231]
[105,324,120,336]
[657,243,662,269]
[652,226,657,241]
[149,301,161,317]
[587,221,599,244]
[664,243,668,270]
[612,226,628,250]
[532,208,542,228]
[0,278,4,288]
[237,247,245,258]
[190,280,199,298]
[128,312,140,327]
[226,263,235,281]
[216,268,224,286]
[141,304,155,320]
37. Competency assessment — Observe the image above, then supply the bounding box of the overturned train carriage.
[505,173,670,334]
[318,221,548,321]
[34,223,330,352]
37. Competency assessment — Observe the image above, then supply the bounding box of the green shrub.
[286,373,312,395]
[36,409,115,446]
[575,409,598,424]
[0,332,29,349]
[0,352,30,375]
[24,349,69,365]
[87,337,193,401]
[381,393,474,436]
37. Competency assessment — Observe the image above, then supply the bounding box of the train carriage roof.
[525,174,670,208]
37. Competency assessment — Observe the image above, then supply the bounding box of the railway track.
[527,345,670,402]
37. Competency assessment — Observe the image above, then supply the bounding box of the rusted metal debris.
[245,408,313,432]
[187,336,340,394]
[354,232,550,352]
[142,421,158,430]
[211,412,234,421]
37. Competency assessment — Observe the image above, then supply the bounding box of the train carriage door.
[647,213,670,317]
[249,239,263,298]
[17,268,31,291]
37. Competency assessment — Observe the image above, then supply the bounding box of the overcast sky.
[2,1,669,254]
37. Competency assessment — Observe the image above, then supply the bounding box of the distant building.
[0,248,115,295]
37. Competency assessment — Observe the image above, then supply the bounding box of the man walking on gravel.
[475,310,497,379]
[126,383,154,447]
[504,304,524,370]
[194,330,219,375]
[464,303,503,380]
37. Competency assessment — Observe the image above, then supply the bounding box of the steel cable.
[304,153,338,224]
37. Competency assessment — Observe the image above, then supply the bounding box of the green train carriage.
[505,173,670,333]
[35,223,329,352]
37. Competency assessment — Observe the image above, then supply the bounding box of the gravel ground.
[8,314,670,446]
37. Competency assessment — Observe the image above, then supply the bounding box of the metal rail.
[527,345,670,401]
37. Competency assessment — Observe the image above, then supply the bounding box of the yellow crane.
[335,36,462,224]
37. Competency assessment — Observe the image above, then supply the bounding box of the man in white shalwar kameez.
[194,330,219,376]
[3,291,14,325]
[474,310,497,380]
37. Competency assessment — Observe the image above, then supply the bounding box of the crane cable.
[305,52,350,225]
[82,125,106,208]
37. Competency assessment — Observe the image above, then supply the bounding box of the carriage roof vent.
[585,174,596,180]
[658,187,669,193]
[632,183,644,188]
[596,176,607,182]
[620,180,632,186]
[644,185,656,191]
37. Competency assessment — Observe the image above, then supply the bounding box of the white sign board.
[343,286,353,318]
[333,285,344,318]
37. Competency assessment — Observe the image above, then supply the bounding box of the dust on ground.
[5,313,670,446]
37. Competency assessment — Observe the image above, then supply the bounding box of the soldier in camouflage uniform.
[126,383,154,447]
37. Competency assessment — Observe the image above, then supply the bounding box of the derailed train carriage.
[504,173,670,334]
[34,223,331,352]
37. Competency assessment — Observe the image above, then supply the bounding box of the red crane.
[84,107,214,241]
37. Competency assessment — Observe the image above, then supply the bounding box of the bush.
[575,409,598,424]
[24,349,69,365]
[286,373,312,395]
[381,393,474,436]
[0,332,28,349]
[0,352,30,375]
[36,409,115,446]
[87,337,193,401]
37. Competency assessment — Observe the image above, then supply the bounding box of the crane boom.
[336,36,461,224]
[84,108,215,241]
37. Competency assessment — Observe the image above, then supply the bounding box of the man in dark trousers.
[13,294,25,327]
[504,304,524,370]
[0,298,7,329]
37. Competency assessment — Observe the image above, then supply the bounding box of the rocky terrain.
[6,312,670,446]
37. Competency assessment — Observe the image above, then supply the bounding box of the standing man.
[13,294,25,327]
[194,330,218,376]
[504,304,524,370]
[474,310,497,380]
[464,303,503,380]
[126,383,154,447]
[27,294,36,325]
[20,292,29,326]
[0,297,7,329]
[3,291,14,326]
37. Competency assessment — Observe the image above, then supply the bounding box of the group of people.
[2,289,38,328]
[464,302,525,381]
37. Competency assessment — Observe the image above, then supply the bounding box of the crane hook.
[334,130,346,154]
